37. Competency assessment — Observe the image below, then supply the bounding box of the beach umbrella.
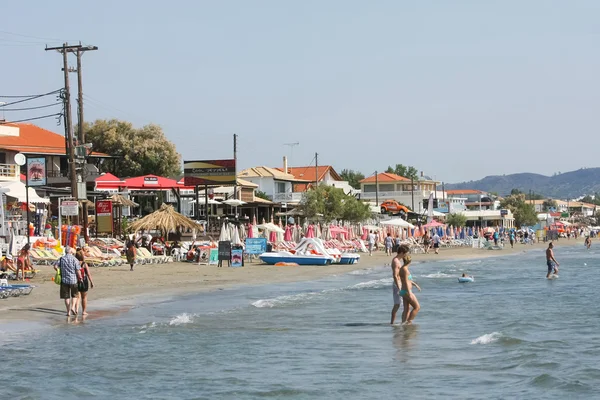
[269,230,277,243]
[361,227,368,240]
[293,225,301,242]
[247,222,254,238]
[423,220,445,228]
[231,226,242,246]
[219,223,231,242]
[129,203,199,238]
[239,224,247,240]
[409,228,414,238]
[306,225,315,238]
[284,225,293,242]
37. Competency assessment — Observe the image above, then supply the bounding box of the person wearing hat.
[0,254,17,278]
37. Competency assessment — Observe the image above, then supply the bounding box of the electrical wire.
[0,29,76,42]
[0,102,61,112]
[0,113,63,125]
[0,89,62,107]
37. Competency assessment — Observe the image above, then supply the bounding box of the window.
[275,181,287,193]
[0,153,5,164]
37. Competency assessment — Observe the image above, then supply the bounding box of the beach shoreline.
[0,238,585,324]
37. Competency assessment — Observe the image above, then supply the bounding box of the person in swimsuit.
[585,236,591,250]
[16,244,33,281]
[400,252,421,324]
[75,250,95,316]
[546,242,559,279]
[390,244,410,325]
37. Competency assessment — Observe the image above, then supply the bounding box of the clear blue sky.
[1,1,599,182]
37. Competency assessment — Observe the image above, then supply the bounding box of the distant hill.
[445,168,600,199]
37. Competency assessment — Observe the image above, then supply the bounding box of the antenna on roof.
[283,142,300,170]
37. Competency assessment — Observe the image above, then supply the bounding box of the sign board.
[26,157,46,186]
[561,212,569,218]
[61,200,79,216]
[245,238,267,255]
[218,240,232,261]
[434,201,449,214]
[231,249,243,267]
[209,248,219,265]
[144,176,158,185]
[183,159,236,186]
[500,209,508,217]
[96,200,113,233]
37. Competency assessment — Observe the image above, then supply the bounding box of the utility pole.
[233,134,238,200]
[375,171,379,208]
[75,45,98,242]
[410,176,415,211]
[46,43,81,224]
[314,152,318,189]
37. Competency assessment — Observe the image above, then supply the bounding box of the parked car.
[380,200,410,218]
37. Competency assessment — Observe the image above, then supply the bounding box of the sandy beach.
[0,238,585,323]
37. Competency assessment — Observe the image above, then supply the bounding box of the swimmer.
[546,242,559,279]
[584,236,591,250]
[461,273,473,279]
[400,250,421,324]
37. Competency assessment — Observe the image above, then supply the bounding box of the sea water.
[2,245,600,399]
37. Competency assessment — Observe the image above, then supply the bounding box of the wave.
[349,268,376,275]
[421,272,454,278]
[251,278,394,309]
[169,313,194,326]
[471,332,501,345]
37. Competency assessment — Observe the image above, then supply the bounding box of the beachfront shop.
[459,209,515,229]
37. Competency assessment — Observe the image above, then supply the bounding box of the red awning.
[123,174,182,190]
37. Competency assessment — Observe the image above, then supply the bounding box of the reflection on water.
[393,324,419,360]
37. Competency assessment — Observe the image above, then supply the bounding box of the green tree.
[510,188,522,195]
[339,169,365,189]
[513,203,538,227]
[542,199,558,211]
[385,164,419,180]
[255,190,270,200]
[500,194,539,227]
[341,196,372,222]
[446,213,467,227]
[301,185,370,222]
[83,119,181,177]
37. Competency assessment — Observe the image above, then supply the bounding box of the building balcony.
[360,190,437,200]
[0,163,20,181]
[271,192,304,203]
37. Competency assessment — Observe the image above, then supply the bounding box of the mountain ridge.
[446,168,600,199]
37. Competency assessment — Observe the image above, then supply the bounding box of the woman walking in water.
[399,247,421,324]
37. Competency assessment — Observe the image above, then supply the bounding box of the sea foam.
[471,332,501,345]
[169,313,194,326]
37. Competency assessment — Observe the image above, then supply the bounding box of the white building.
[238,166,309,204]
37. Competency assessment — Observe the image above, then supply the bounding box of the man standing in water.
[546,242,559,278]
[390,244,409,325]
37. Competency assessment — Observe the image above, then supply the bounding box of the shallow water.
[2,245,600,399]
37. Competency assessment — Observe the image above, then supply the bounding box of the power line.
[0,112,62,124]
[0,102,61,112]
[0,29,77,42]
[0,89,62,107]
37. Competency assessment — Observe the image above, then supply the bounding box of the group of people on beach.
[54,246,95,317]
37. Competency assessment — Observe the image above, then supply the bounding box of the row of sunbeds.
[29,245,174,267]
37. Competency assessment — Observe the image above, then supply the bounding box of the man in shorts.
[390,244,410,324]
[54,247,82,316]
[546,242,559,279]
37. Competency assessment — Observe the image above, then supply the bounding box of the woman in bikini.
[16,244,33,281]
[399,254,421,324]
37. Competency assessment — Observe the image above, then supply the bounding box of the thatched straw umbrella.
[129,203,198,239]
[110,194,138,207]
[110,194,139,237]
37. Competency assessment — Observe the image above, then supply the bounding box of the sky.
[1,1,599,183]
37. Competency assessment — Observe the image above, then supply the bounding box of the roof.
[360,172,410,184]
[236,178,259,188]
[123,174,181,190]
[95,173,125,184]
[277,165,342,191]
[238,166,309,182]
[0,123,109,157]
[446,189,486,195]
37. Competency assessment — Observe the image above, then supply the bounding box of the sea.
[2,244,600,399]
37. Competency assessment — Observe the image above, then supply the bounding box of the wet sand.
[0,238,584,323]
